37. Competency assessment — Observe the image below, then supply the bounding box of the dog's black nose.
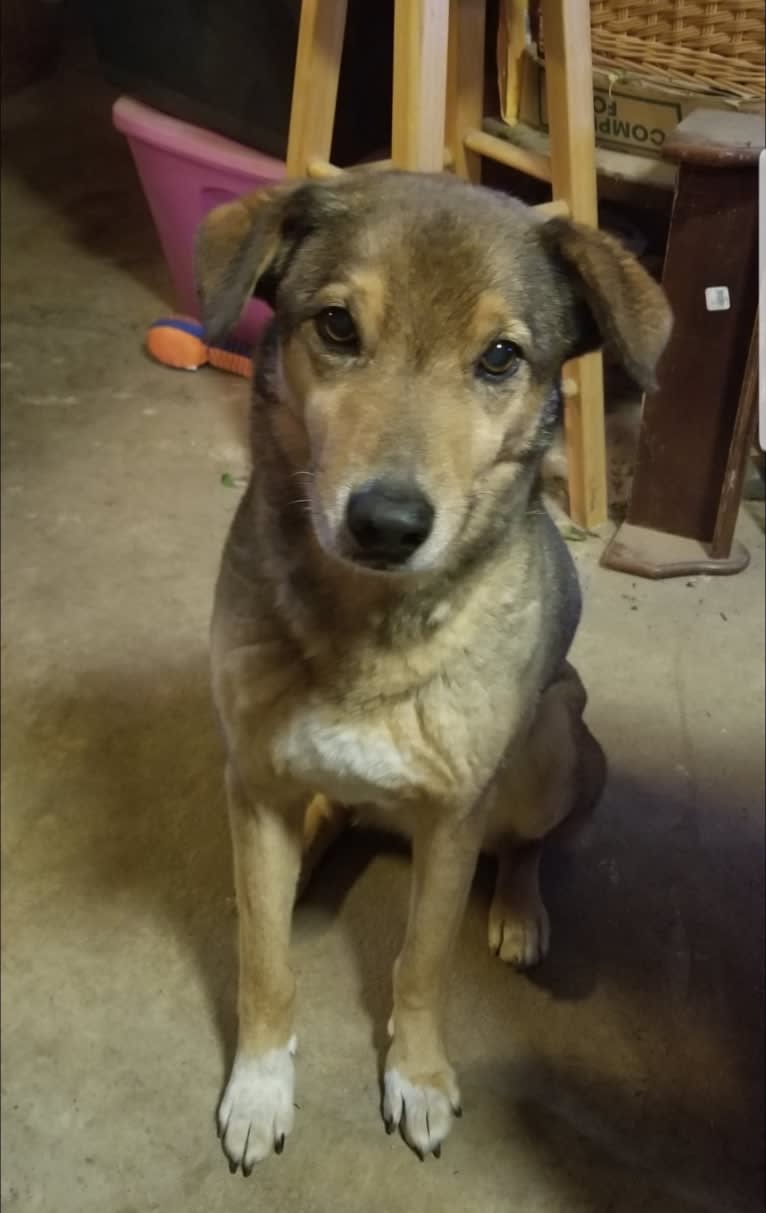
[346,480,434,564]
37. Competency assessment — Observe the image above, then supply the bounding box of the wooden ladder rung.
[307,148,455,181]
[463,129,552,184]
[531,199,570,218]
[307,159,347,179]
[306,159,568,217]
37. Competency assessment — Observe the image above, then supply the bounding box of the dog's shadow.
[28,659,763,1197]
[301,751,764,1140]
[298,765,763,1208]
[16,660,240,1063]
[29,655,609,1072]
[29,659,746,1028]
[298,828,603,1077]
[19,660,413,1075]
[467,1051,764,1213]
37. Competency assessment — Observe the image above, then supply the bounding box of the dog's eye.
[315,306,358,349]
[477,339,522,380]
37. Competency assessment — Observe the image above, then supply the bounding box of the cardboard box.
[514,46,764,161]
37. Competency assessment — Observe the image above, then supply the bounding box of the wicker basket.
[588,1,765,99]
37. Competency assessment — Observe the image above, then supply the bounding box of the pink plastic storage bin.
[113,96,285,346]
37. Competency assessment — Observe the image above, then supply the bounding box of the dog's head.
[196,173,671,574]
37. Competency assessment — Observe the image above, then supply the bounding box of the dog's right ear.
[539,217,672,392]
[194,180,347,344]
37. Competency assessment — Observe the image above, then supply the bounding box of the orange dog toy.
[146,316,253,378]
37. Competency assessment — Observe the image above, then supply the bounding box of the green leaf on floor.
[559,524,589,542]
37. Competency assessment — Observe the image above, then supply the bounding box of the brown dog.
[195,172,671,1169]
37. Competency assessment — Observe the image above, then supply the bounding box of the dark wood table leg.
[710,316,758,559]
[602,110,761,579]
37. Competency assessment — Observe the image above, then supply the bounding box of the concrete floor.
[2,47,764,1213]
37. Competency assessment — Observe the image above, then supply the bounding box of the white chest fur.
[219,591,542,812]
[270,702,425,807]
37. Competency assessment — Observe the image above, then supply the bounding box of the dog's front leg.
[218,762,304,1172]
[383,809,483,1158]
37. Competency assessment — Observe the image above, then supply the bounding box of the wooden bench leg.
[711,318,758,560]
[286,0,348,178]
[447,0,486,183]
[392,0,450,171]
[541,0,607,529]
[601,119,760,580]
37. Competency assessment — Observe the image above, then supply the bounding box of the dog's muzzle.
[345,479,434,568]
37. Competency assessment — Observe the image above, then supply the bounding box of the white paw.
[218,1037,297,1171]
[488,899,550,968]
[382,1068,461,1158]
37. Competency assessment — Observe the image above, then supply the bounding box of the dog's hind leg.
[217,764,305,1172]
[485,663,606,967]
[552,716,607,850]
[296,795,349,899]
[488,842,549,967]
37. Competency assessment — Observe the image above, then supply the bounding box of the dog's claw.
[453,1105,463,1118]
[228,1160,238,1175]
[433,1144,441,1159]
[218,1045,295,1171]
[384,1117,395,1135]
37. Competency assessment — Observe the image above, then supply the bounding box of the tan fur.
[195,172,670,1166]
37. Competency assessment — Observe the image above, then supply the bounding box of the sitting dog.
[195,171,671,1169]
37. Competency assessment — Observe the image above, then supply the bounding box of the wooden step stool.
[285,0,607,530]
[601,110,762,579]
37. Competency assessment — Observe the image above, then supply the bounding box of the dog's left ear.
[195,179,348,344]
[539,217,672,391]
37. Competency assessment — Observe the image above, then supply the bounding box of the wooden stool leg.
[447,0,486,183]
[286,0,348,178]
[711,317,758,560]
[601,120,759,581]
[541,0,607,529]
[392,0,450,171]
